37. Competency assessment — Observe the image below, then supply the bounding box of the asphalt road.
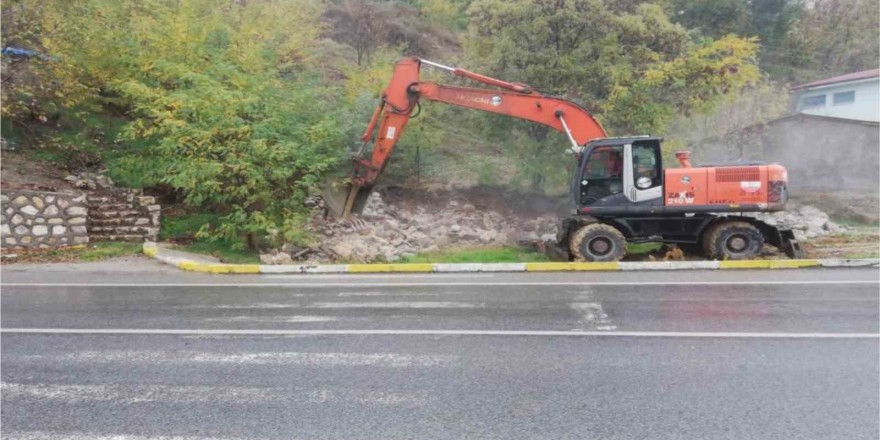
[1,261,878,439]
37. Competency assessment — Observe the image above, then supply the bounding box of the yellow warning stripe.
[346,263,435,273]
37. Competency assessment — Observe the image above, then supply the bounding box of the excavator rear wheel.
[569,223,627,262]
[703,220,764,260]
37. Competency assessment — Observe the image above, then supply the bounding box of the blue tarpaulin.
[2,47,51,60]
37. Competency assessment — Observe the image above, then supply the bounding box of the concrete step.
[89,209,140,219]
[86,196,113,204]
[87,203,135,211]
[88,217,152,226]
[88,225,157,234]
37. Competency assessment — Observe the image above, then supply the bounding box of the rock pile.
[262,191,558,264]
[749,204,846,240]
[64,171,115,190]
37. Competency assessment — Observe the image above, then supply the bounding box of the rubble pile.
[261,191,558,264]
[257,190,850,264]
[64,171,115,190]
[749,204,846,240]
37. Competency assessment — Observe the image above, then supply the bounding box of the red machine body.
[664,162,789,209]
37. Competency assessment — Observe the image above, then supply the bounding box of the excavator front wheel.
[569,223,627,262]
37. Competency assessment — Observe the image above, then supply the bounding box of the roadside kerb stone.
[143,242,879,275]
[257,264,349,274]
[819,259,880,268]
[434,263,527,273]
[620,261,721,270]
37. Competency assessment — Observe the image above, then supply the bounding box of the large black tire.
[569,223,627,262]
[703,221,764,260]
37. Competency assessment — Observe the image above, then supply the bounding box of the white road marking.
[3,280,877,287]
[337,291,384,296]
[337,291,464,296]
[306,301,479,309]
[0,383,274,404]
[306,388,428,406]
[185,302,304,308]
[2,328,877,339]
[0,432,265,440]
[203,315,338,323]
[186,351,455,367]
[570,302,617,331]
[1,382,428,407]
[10,350,456,368]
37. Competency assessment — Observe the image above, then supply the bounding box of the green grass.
[8,241,143,263]
[834,217,880,229]
[79,242,143,261]
[160,212,223,241]
[626,242,663,255]
[398,246,549,264]
[391,243,668,264]
[159,211,259,264]
[174,241,260,264]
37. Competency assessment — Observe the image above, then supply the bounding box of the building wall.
[794,80,880,122]
[695,116,880,192]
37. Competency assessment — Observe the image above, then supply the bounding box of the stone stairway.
[86,189,160,242]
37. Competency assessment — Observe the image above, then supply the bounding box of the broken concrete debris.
[260,191,557,264]
[748,204,846,241]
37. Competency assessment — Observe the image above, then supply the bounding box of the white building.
[791,69,879,122]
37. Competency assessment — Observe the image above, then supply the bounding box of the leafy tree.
[21,0,347,248]
[464,0,759,190]
[779,0,879,81]
[323,0,459,63]
[605,36,761,134]
[324,0,390,66]
[667,0,799,74]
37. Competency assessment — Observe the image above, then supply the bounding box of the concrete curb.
[143,242,880,275]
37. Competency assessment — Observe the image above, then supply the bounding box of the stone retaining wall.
[1,191,89,250]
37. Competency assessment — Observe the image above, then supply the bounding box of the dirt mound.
[0,152,78,192]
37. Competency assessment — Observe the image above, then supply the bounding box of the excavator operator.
[607,150,623,177]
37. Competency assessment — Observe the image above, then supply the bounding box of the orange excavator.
[324,57,803,261]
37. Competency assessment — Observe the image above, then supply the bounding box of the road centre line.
[2,328,877,339]
[2,280,878,288]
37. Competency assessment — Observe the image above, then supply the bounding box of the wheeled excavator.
[323,57,803,261]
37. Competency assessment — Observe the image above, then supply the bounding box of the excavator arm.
[324,57,608,217]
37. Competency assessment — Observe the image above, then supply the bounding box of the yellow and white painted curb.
[143,242,879,275]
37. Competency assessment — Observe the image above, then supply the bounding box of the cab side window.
[632,143,661,188]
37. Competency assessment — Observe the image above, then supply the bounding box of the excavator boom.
[324,57,608,217]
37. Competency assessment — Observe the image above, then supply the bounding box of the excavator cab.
[574,137,664,208]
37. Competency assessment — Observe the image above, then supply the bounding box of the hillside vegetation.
[2,0,877,250]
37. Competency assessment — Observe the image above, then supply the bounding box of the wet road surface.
[2,266,878,439]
